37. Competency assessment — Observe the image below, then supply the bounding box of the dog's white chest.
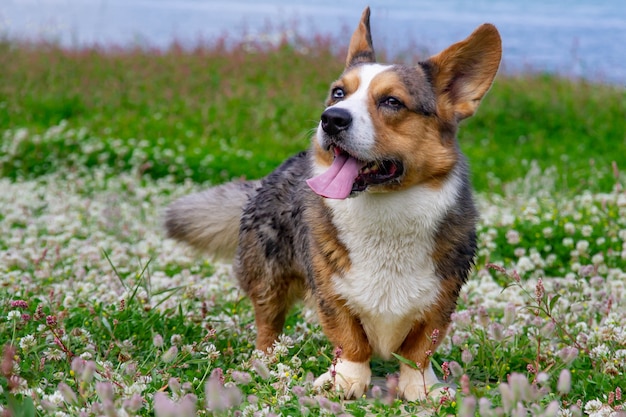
[326,182,459,357]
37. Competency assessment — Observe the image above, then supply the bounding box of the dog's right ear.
[345,7,376,68]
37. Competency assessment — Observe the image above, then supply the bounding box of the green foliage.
[0,38,625,416]
[1,40,624,191]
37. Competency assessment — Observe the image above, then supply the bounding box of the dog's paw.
[314,359,371,399]
[398,362,449,402]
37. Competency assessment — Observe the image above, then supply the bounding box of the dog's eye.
[381,96,404,108]
[332,87,345,100]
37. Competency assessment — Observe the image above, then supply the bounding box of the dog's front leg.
[396,317,452,402]
[313,300,373,399]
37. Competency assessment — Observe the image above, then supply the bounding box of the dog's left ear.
[424,24,502,121]
[345,7,376,68]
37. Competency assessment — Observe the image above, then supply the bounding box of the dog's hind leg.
[243,275,305,352]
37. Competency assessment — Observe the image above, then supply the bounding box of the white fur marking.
[328,172,462,358]
[313,359,372,399]
[316,64,392,159]
[398,362,448,401]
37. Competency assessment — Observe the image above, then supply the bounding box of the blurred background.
[2,0,625,85]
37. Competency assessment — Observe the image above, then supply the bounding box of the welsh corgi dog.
[165,7,501,401]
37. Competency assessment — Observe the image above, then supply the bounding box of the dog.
[165,7,501,401]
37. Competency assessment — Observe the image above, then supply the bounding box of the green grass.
[0,38,625,416]
[1,39,624,192]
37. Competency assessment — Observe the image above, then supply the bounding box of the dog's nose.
[321,107,352,135]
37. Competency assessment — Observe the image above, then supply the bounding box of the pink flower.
[10,300,28,309]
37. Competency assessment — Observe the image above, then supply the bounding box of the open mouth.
[306,146,404,199]
[352,156,403,192]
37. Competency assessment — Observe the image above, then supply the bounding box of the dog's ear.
[424,24,502,121]
[345,7,376,68]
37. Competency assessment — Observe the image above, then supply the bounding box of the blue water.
[2,0,625,84]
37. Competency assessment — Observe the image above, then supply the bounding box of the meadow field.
[0,36,625,416]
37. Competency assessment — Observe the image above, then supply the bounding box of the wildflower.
[460,349,472,365]
[205,368,242,412]
[252,359,271,380]
[161,346,178,363]
[489,322,504,341]
[231,371,252,385]
[478,397,493,416]
[460,374,471,395]
[19,335,36,351]
[579,264,595,277]
[441,361,450,381]
[558,346,579,365]
[57,382,78,405]
[204,343,220,360]
[170,334,182,345]
[448,361,464,378]
[10,300,28,309]
[576,240,589,253]
[46,315,57,327]
[168,377,181,395]
[478,305,490,327]
[458,395,476,417]
[503,302,517,327]
[535,278,545,303]
[591,253,604,266]
[153,334,164,348]
[123,393,144,412]
[96,382,114,403]
[554,368,572,395]
[583,399,613,417]
[291,385,306,397]
[154,392,196,417]
[7,310,21,321]
[517,256,535,274]
[506,230,521,245]
[590,344,610,359]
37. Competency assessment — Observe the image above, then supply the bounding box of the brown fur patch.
[396,278,461,367]
[365,69,459,191]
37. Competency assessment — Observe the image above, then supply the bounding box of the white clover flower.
[506,229,520,245]
[516,256,535,274]
[590,344,610,359]
[564,222,576,235]
[591,253,604,266]
[204,343,220,360]
[542,227,554,238]
[581,225,593,237]
[7,310,21,320]
[576,240,590,253]
[19,334,36,351]
[43,391,65,407]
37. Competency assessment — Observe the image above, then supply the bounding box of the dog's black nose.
[321,107,352,135]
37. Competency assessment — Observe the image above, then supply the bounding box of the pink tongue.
[306,153,364,199]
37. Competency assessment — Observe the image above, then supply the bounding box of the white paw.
[314,359,371,399]
[398,362,450,402]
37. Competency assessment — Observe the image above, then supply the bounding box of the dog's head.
[307,7,502,199]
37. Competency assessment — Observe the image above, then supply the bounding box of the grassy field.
[1,39,625,192]
[1,36,625,417]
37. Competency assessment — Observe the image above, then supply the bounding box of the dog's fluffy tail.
[164,180,260,260]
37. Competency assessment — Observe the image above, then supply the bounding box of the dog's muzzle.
[321,107,352,136]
